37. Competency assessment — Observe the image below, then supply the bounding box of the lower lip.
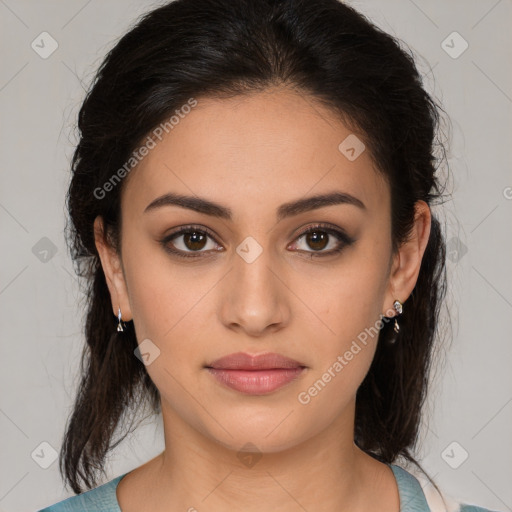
[206,367,306,395]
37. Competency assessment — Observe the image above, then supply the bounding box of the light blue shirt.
[36,463,499,511]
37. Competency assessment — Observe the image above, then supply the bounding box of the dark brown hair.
[62,0,451,495]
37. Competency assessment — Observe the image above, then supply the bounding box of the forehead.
[122,87,388,218]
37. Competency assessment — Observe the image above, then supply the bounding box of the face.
[95,86,429,455]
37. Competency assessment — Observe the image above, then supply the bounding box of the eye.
[160,225,222,258]
[289,223,355,258]
[160,223,354,260]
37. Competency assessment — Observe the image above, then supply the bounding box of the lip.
[205,352,307,395]
[207,352,305,370]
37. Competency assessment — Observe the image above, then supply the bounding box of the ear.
[93,216,133,322]
[383,200,431,315]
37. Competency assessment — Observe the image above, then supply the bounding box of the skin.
[94,85,431,512]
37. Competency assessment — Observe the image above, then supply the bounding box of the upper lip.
[206,352,306,370]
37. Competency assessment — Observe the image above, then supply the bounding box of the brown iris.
[183,231,208,251]
[305,231,329,251]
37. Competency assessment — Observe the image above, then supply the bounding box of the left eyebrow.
[143,191,366,221]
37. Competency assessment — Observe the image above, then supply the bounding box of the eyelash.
[159,223,355,260]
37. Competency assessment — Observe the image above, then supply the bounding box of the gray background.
[0,1,511,511]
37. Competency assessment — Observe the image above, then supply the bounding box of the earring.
[392,299,403,334]
[117,307,124,332]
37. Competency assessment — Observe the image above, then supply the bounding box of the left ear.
[383,200,431,314]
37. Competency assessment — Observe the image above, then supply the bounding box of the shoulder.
[389,464,500,512]
[36,473,127,512]
[458,505,501,512]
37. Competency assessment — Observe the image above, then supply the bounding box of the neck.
[134,399,398,512]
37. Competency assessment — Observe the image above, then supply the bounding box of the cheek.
[299,258,388,351]
[121,230,193,335]
[292,250,389,402]
[293,278,384,419]
[121,239,221,376]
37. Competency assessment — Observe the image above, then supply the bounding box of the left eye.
[289,225,352,256]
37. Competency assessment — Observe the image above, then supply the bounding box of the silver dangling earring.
[392,299,403,334]
[117,307,124,332]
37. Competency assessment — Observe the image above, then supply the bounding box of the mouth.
[205,352,307,395]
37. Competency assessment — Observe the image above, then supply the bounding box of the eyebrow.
[144,191,366,221]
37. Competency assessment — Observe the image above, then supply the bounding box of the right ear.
[93,216,133,322]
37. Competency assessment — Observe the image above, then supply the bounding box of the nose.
[218,243,290,337]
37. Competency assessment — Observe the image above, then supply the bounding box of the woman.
[37,0,497,510]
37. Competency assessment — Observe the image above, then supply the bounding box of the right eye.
[160,225,223,259]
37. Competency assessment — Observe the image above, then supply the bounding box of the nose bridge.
[220,236,288,335]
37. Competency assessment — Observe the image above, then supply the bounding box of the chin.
[198,411,314,455]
